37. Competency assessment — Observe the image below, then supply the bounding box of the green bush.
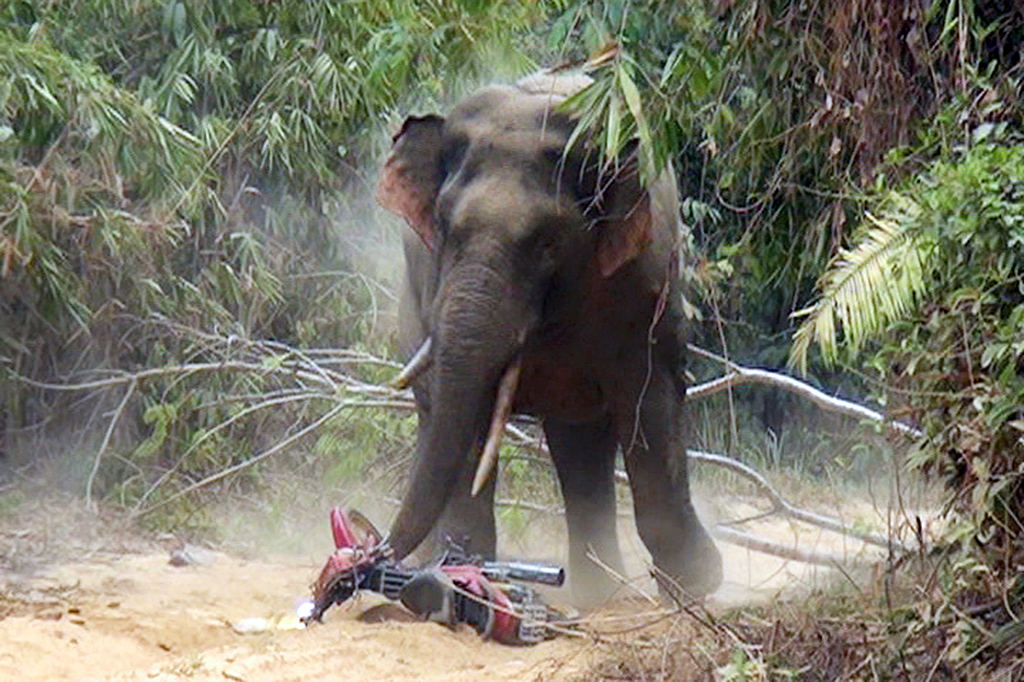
[794,117,1024,605]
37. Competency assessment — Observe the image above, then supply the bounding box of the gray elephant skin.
[375,72,723,603]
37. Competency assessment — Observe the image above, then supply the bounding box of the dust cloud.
[0,484,933,681]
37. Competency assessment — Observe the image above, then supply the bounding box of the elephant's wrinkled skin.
[376,73,722,603]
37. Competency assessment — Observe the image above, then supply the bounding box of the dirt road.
[0,496,899,681]
[1,551,597,682]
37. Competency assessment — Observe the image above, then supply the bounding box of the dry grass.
[564,565,1024,681]
[0,485,152,576]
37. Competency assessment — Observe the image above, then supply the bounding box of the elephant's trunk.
[387,262,530,560]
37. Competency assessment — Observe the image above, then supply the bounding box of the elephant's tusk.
[391,337,433,389]
[471,356,522,497]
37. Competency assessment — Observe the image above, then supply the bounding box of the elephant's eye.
[523,230,559,269]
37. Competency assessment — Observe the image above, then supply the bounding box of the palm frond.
[789,196,934,373]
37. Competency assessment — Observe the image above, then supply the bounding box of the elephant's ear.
[376,115,446,251]
[594,162,653,278]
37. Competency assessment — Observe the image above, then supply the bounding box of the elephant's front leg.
[545,415,625,606]
[615,365,722,599]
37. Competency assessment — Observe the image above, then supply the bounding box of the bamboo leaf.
[616,60,654,179]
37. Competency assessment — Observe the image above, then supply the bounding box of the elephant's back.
[449,71,591,139]
[515,70,593,99]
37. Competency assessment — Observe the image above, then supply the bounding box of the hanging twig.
[85,378,136,513]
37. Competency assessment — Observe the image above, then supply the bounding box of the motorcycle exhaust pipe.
[482,560,565,587]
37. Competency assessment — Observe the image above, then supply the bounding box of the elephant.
[375,70,723,604]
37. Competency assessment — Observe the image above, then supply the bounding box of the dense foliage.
[780,3,1024,672]
[0,0,554,508]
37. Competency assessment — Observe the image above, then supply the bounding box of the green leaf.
[262,354,287,370]
[790,205,932,372]
[616,61,654,179]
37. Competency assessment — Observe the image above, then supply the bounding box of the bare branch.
[11,329,918,566]
[9,361,336,393]
[85,378,136,512]
[686,450,910,553]
[712,527,852,567]
[132,398,353,519]
[687,344,922,438]
[130,391,338,514]
[506,423,910,557]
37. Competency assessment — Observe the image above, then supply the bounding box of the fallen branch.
[686,450,909,553]
[9,331,918,567]
[503,422,911,558]
[687,344,922,439]
[712,527,852,567]
[381,492,887,568]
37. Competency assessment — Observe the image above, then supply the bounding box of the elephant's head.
[376,79,659,560]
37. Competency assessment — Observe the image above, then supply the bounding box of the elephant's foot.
[564,541,628,609]
[568,561,621,609]
[641,506,723,601]
[652,540,723,602]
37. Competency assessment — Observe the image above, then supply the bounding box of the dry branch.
[85,378,136,512]
[687,450,909,553]
[687,344,922,438]
[502,412,912,559]
[6,332,918,565]
[132,398,353,518]
[712,526,851,567]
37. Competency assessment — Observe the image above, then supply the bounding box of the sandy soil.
[0,550,597,682]
[0,496,910,682]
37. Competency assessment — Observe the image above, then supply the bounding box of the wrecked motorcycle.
[303,507,572,645]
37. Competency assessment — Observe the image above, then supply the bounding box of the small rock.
[168,544,216,567]
[231,617,269,635]
[222,667,247,681]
